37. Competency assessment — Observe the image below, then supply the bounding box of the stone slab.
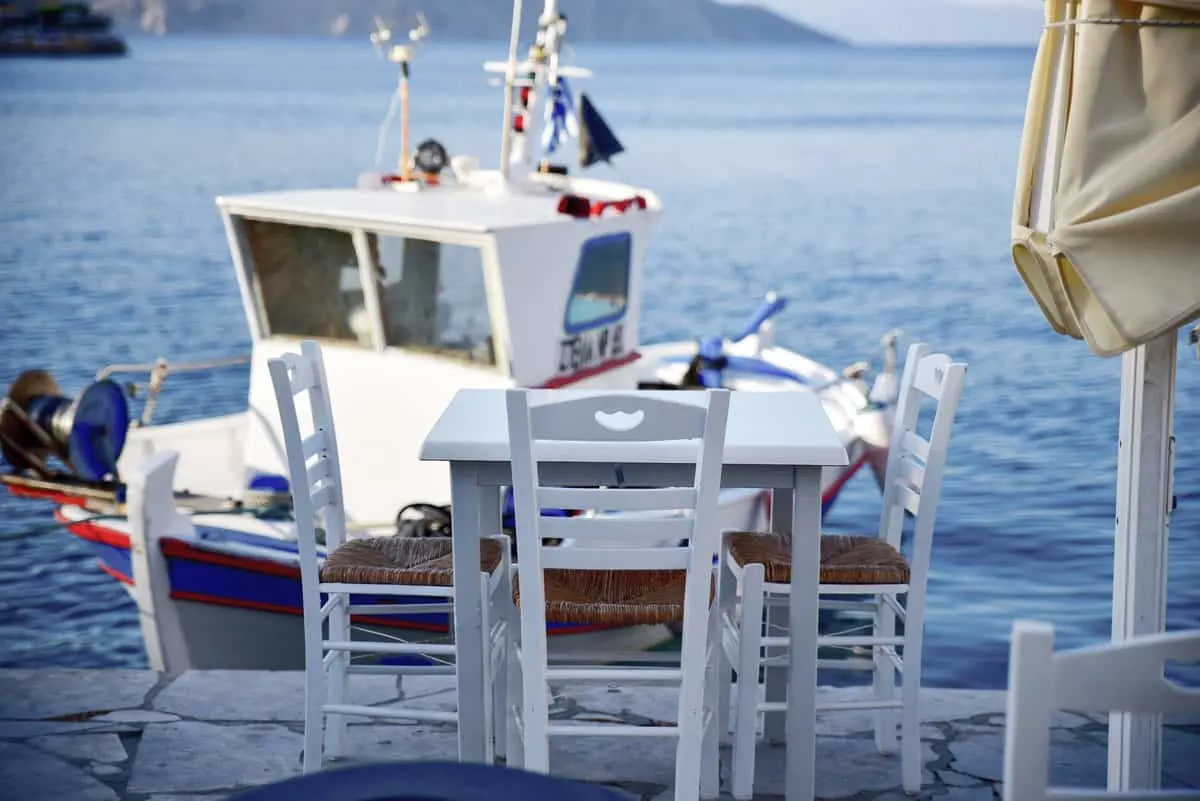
[152,670,418,722]
[949,729,1109,787]
[744,736,939,799]
[0,720,132,739]
[0,741,119,801]
[30,732,129,764]
[95,710,181,724]
[0,669,1195,801]
[127,721,302,794]
[1163,728,1200,788]
[91,763,125,777]
[0,669,160,720]
[338,724,459,764]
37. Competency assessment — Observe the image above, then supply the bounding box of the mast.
[498,0,523,180]
[493,0,577,180]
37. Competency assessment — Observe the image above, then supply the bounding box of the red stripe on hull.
[98,562,134,585]
[760,450,870,523]
[536,351,641,389]
[14,485,95,508]
[159,538,301,579]
[58,518,619,637]
[57,510,132,549]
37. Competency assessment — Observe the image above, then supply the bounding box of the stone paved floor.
[0,670,1196,801]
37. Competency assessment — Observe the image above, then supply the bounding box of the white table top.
[419,388,849,467]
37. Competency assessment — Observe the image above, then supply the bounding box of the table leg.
[450,462,488,764]
[763,486,793,744]
[786,466,822,801]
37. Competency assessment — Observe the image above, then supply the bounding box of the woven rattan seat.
[513,569,715,626]
[727,531,910,585]
[320,536,504,586]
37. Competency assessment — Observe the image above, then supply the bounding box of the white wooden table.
[419,388,848,801]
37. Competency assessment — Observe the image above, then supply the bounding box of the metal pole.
[399,62,412,180]
[497,0,523,180]
[1109,329,1175,791]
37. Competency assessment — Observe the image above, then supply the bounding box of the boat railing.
[96,354,251,428]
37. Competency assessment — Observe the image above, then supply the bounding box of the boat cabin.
[217,177,662,522]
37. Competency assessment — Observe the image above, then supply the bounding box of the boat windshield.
[366,232,495,365]
[239,218,496,366]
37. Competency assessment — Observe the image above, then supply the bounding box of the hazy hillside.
[95,0,843,43]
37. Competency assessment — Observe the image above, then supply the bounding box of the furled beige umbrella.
[1011,0,1199,790]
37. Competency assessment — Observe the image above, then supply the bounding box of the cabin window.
[564,232,631,333]
[241,219,373,346]
[367,234,496,366]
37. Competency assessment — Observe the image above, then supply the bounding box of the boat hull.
[12,329,887,672]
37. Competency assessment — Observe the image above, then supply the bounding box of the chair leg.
[716,547,737,746]
[762,599,788,744]
[479,573,496,765]
[700,595,722,800]
[505,603,524,768]
[323,592,349,760]
[302,604,325,773]
[730,564,765,801]
[873,593,898,755]
[520,618,549,774]
[900,597,925,795]
[493,551,513,761]
[673,589,711,801]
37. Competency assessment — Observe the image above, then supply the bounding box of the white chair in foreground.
[715,343,967,798]
[268,340,511,772]
[504,388,731,801]
[1004,620,1200,801]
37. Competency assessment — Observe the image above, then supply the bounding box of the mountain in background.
[88,0,842,43]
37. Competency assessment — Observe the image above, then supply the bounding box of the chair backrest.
[876,343,966,584]
[505,388,730,649]
[1003,620,1200,801]
[266,341,348,593]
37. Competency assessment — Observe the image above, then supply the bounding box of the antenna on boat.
[371,12,431,180]
[488,0,597,182]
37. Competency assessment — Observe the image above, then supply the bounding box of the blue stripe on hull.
[86,539,133,579]
[167,555,453,630]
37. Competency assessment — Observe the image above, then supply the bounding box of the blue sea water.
[0,37,1197,687]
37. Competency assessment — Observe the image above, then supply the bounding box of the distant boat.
[0,2,127,57]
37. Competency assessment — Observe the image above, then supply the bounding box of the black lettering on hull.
[557,322,625,375]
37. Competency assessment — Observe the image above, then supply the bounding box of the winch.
[0,369,130,483]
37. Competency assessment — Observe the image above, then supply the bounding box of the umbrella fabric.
[1011,0,1200,356]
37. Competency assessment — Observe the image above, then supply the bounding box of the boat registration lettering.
[558,323,625,374]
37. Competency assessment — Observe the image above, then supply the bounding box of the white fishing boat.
[0,1,900,671]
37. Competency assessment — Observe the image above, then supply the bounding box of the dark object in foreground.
[227,761,627,801]
[0,2,127,57]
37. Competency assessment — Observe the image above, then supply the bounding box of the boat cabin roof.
[217,185,579,236]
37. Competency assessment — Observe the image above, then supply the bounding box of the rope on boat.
[93,354,251,427]
[0,514,124,543]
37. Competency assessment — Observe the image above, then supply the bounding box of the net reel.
[0,369,131,482]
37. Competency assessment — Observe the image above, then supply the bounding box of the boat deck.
[0,668,1197,800]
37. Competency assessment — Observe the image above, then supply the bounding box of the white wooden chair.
[267,340,512,773]
[1004,620,1200,801]
[504,388,731,801]
[715,343,966,798]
